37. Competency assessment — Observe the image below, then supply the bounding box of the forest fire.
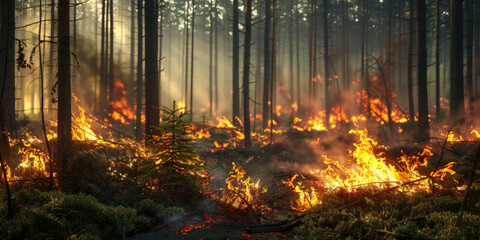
[220,163,267,210]
[2,0,479,238]
[108,77,136,124]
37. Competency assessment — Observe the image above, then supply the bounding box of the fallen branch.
[246,214,304,234]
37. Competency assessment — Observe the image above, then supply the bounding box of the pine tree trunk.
[136,0,143,137]
[0,0,15,217]
[189,0,195,122]
[130,0,135,107]
[57,0,72,175]
[262,0,271,129]
[184,1,189,109]
[144,0,160,140]
[476,0,480,100]
[435,0,441,115]
[232,0,240,123]
[408,0,415,121]
[214,0,218,113]
[417,0,429,140]
[209,0,214,116]
[49,0,55,118]
[295,2,301,106]
[323,0,330,129]
[108,0,114,113]
[466,0,474,121]
[159,2,163,109]
[450,0,464,121]
[243,0,253,148]
[288,0,294,106]
[99,0,107,116]
[0,0,15,133]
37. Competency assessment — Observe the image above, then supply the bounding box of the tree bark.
[435,0,441,115]
[136,0,143,137]
[184,1,189,110]
[99,0,107,116]
[232,0,240,123]
[0,0,15,217]
[189,0,195,122]
[58,0,72,175]
[0,0,15,133]
[450,0,464,121]
[108,0,114,114]
[417,0,430,140]
[209,0,214,116]
[262,0,271,129]
[144,0,160,140]
[243,0,253,148]
[323,0,330,129]
[466,0,474,121]
[408,0,415,121]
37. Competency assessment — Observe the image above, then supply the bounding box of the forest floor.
[1,116,480,239]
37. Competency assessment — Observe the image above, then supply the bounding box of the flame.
[282,174,321,211]
[315,129,455,192]
[108,77,136,124]
[190,124,211,139]
[216,116,235,129]
[220,163,267,210]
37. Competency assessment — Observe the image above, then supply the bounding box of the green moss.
[0,190,150,240]
[295,192,480,240]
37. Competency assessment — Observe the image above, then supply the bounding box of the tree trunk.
[99,0,107,116]
[232,0,240,123]
[214,0,218,114]
[323,0,330,129]
[243,0,253,148]
[144,0,160,140]
[360,0,366,117]
[288,0,294,106]
[58,0,72,175]
[476,0,480,101]
[408,0,415,121]
[189,0,195,122]
[0,0,15,133]
[209,0,214,116]
[450,0,464,121]
[417,0,430,140]
[108,0,114,114]
[184,1,189,110]
[49,0,55,118]
[136,0,143,137]
[466,0,474,121]
[0,0,15,217]
[159,2,163,109]
[295,2,301,106]
[262,0,271,129]
[130,0,135,107]
[435,0,441,115]
[341,0,349,88]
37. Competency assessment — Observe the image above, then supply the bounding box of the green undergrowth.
[0,189,183,240]
[295,191,480,240]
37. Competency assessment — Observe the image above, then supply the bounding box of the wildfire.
[108,77,136,124]
[282,174,321,211]
[314,129,455,192]
[220,163,267,210]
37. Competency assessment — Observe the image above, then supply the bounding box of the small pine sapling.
[139,101,206,202]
